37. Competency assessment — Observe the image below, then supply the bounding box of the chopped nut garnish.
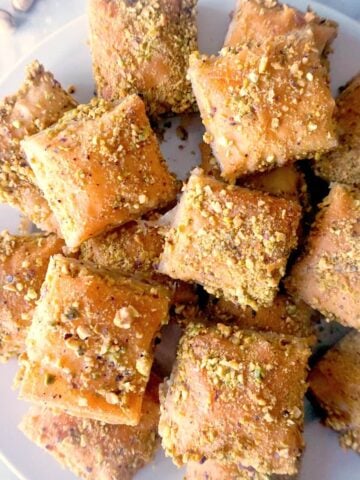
[105,392,119,405]
[76,325,92,340]
[78,397,88,407]
[136,354,151,377]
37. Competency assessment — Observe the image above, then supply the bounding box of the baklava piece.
[309,331,360,454]
[22,95,178,248]
[0,60,77,233]
[224,0,337,58]
[207,294,314,340]
[159,169,301,309]
[0,231,64,362]
[18,255,170,425]
[88,0,197,116]
[286,184,360,330]
[159,322,310,475]
[200,142,307,204]
[315,74,360,186]
[20,376,160,480]
[189,28,337,181]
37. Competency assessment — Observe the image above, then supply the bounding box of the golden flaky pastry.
[315,74,360,186]
[200,142,307,204]
[186,459,268,480]
[286,183,360,330]
[19,376,160,480]
[224,0,337,58]
[309,331,360,454]
[189,29,337,181]
[206,294,315,341]
[18,255,170,425]
[79,219,198,310]
[22,95,178,248]
[159,322,310,474]
[0,61,76,233]
[159,169,301,309]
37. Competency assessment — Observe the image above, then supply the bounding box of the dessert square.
[188,29,337,180]
[159,169,301,309]
[20,377,160,480]
[200,142,307,204]
[22,95,178,248]
[207,294,314,340]
[0,61,77,233]
[0,231,64,362]
[159,322,310,474]
[18,255,170,425]
[225,0,337,58]
[88,0,197,116]
[286,184,360,329]
[309,331,360,455]
[315,74,360,186]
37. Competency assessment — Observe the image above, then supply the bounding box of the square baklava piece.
[159,322,310,475]
[22,95,178,247]
[315,74,360,186]
[309,331,360,454]
[207,294,314,340]
[186,459,267,480]
[0,231,64,362]
[88,0,197,116]
[159,169,301,309]
[18,255,170,425]
[189,28,336,180]
[286,183,360,330]
[0,61,77,232]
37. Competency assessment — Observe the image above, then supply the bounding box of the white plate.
[0,1,360,479]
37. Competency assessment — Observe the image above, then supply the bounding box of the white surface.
[0,1,360,480]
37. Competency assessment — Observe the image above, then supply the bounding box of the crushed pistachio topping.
[20,256,170,424]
